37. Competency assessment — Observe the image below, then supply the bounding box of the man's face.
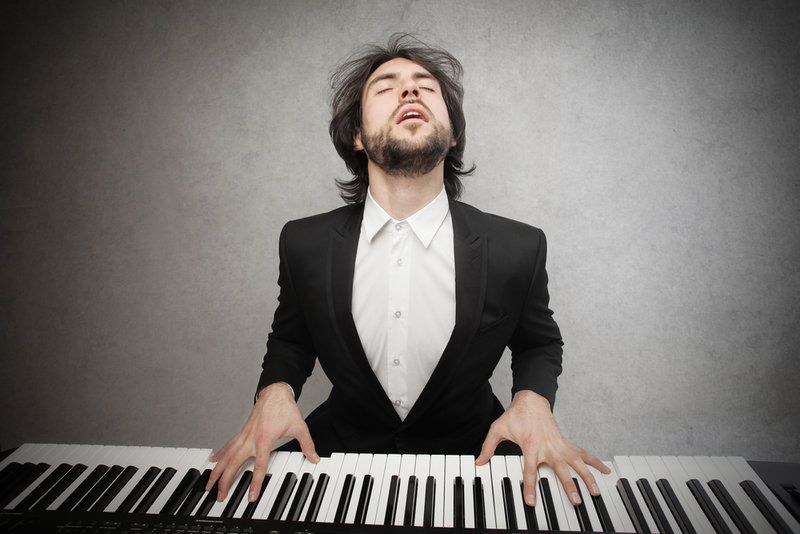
[354,57,456,177]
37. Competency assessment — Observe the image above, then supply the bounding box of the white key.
[707,456,774,534]
[111,445,180,513]
[505,456,528,530]
[323,452,358,523]
[150,448,207,514]
[549,462,583,531]
[599,460,636,534]
[443,455,459,528]
[371,453,400,525]
[489,456,508,529]
[429,455,445,527]
[105,446,153,512]
[393,454,416,526]
[728,456,800,533]
[459,455,476,529]
[276,453,317,521]
[587,463,624,533]
[412,454,430,526]
[47,445,112,510]
[678,456,737,533]
[630,455,682,533]
[614,455,659,532]
[363,454,387,525]
[344,453,373,524]
[6,443,77,510]
[298,456,332,522]
[259,451,303,519]
[572,466,602,532]
[660,455,716,534]
[475,460,495,528]
[253,450,291,519]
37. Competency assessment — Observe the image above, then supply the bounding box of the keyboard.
[1,443,798,533]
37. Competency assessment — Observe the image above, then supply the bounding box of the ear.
[353,130,363,151]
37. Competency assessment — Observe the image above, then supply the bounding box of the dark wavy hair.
[329,33,476,204]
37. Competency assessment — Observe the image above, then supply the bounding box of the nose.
[400,78,420,100]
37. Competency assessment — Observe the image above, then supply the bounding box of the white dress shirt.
[352,186,456,420]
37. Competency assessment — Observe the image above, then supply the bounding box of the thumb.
[475,426,502,465]
[293,423,320,463]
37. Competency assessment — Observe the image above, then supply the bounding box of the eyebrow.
[365,71,436,92]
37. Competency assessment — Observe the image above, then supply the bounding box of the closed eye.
[377,88,392,94]
[421,87,435,92]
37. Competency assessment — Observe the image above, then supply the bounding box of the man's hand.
[475,390,609,507]
[206,382,319,502]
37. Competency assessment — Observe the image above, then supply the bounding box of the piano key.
[47,445,109,511]
[252,450,291,519]
[157,466,201,515]
[150,448,207,514]
[706,456,772,534]
[572,476,593,532]
[14,462,73,511]
[5,443,69,509]
[687,479,732,534]
[122,447,184,513]
[384,474,401,525]
[312,452,346,523]
[301,471,326,522]
[105,447,157,512]
[617,477,652,533]
[281,457,317,522]
[442,455,458,528]
[332,473,354,523]
[678,456,736,533]
[502,477,517,530]
[221,469,252,518]
[411,454,430,527]
[539,478,559,530]
[363,453,387,525]
[59,463,111,511]
[599,461,635,534]
[655,477,697,534]
[587,463,621,533]
[505,455,530,530]
[573,472,602,532]
[489,455,508,529]
[637,477,674,534]
[277,454,319,521]
[241,473,269,519]
[403,475,418,526]
[538,466,567,531]
[0,462,49,508]
[90,465,138,512]
[74,464,124,511]
[660,456,716,534]
[392,454,416,527]
[740,480,793,534]
[727,456,800,533]
[459,455,476,529]
[591,489,615,532]
[631,455,682,534]
[473,474,486,530]
[453,476,464,528]
[176,469,211,516]
[133,466,177,513]
[268,471,298,520]
[344,453,374,524]
[707,479,756,534]
[116,466,161,513]
[353,474,374,524]
[615,456,658,533]
[369,453,399,525]
[545,463,583,531]
[321,452,357,523]
[475,459,496,528]
[429,454,446,527]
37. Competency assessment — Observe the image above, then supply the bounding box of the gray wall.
[2,0,798,463]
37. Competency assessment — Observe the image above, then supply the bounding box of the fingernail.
[571,492,581,505]
[526,494,536,506]
[591,484,600,494]
[249,490,256,502]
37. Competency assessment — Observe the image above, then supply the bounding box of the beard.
[360,120,452,178]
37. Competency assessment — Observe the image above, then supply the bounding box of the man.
[208,34,609,510]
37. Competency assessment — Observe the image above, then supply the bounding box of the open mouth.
[396,107,429,124]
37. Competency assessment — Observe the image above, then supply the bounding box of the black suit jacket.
[256,199,563,456]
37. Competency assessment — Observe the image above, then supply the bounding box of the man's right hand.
[206,382,319,502]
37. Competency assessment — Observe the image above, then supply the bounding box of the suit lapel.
[328,205,402,425]
[402,200,487,428]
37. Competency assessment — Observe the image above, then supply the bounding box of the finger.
[217,451,248,502]
[293,423,320,464]
[475,428,502,465]
[554,462,581,505]
[580,449,610,475]
[206,455,228,492]
[571,460,600,497]
[248,438,272,502]
[208,439,231,464]
[522,451,540,507]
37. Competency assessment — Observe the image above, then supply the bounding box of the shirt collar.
[362,186,450,248]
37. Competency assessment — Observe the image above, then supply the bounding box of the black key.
[353,474,374,525]
[91,465,138,512]
[33,464,87,510]
[241,473,271,519]
[15,463,72,511]
[194,477,219,517]
[132,467,177,513]
[333,473,355,523]
[116,466,160,513]
[573,476,592,533]
[58,464,110,511]
[454,476,465,529]
[617,477,651,533]
[287,472,314,522]
[591,491,615,532]
[740,479,793,534]
[176,469,211,516]
[221,470,252,518]
[161,468,202,515]
[687,479,731,534]
[302,473,326,522]
[708,479,755,534]
[403,475,418,527]
[74,465,124,511]
[502,476,517,530]
[473,477,485,531]
[539,478,559,531]
[424,475,436,528]
[637,478,672,534]
[656,478,696,534]
[268,471,298,520]
[521,481,538,531]
[0,462,49,508]
[383,474,400,526]
[0,462,23,488]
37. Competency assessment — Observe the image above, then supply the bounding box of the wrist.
[512,389,551,410]
[257,382,295,402]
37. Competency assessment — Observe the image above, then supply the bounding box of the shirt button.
[396,258,403,266]
[395,223,402,231]
[394,310,402,318]
[393,359,400,366]
[394,399,402,406]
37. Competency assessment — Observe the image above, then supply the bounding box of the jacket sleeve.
[254,222,317,402]
[507,227,564,409]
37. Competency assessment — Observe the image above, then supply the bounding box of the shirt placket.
[386,221,411,417]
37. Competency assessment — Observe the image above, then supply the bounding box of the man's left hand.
[475,389,610,507]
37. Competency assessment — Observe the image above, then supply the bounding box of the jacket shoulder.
[452,200,545,241]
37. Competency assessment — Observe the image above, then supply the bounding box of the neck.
[366,161,446,220]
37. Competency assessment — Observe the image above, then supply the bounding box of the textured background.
[2,0,799,462]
